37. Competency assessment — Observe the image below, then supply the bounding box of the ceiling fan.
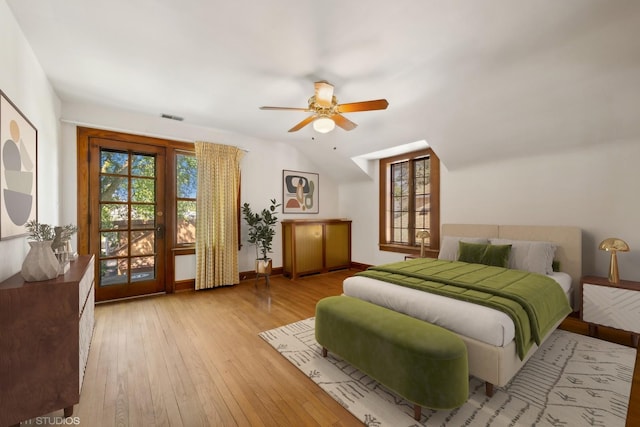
[260,81,389,133]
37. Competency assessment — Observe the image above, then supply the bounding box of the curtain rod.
[61,119,250,152]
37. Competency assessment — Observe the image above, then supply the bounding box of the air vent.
[161,113,184,121]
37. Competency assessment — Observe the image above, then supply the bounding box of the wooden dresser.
[0,255,95,426]
[282,219,352,279]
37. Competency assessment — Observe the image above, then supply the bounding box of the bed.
[343,224,582,395]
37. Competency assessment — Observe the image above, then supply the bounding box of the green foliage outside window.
[176,153,197,244]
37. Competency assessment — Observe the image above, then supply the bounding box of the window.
[176,152,197,244]
[379,148,440,255]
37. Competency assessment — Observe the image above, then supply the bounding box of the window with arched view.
[176,152,197,245]
[379,148,440,255]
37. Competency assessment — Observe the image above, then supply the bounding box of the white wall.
[339,175,405,266]
[340,139,640,281]
[441,139,640,281]
[60,102,341,274]
[0,0,62,281]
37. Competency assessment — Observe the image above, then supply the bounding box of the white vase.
[21,240,60,281]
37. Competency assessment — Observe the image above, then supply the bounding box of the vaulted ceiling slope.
[7,0,640,181]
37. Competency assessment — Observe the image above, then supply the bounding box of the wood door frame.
[77,127,195,297]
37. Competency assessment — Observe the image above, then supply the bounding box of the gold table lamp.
[598,237,630,284]
[416,230,430,258]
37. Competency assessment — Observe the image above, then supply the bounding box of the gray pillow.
[489,238,557,275]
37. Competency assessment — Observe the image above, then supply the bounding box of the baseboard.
[174,279,195,292]
[350,261,370,271]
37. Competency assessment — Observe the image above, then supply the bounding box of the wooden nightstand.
[581,275,640,347]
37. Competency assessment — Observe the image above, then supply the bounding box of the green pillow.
[458,242,512,268]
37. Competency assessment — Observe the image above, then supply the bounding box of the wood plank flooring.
[21,270,639,426]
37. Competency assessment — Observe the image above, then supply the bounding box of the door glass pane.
[131,177,155,203]
[131,256,155,282]
[100,259,128,285]
[131,230,154,256]
[131,205,154,229]
[100,176,128,202]
[131,154,155,177]
[101,204,128,229]
[100,151,128,175]
[101,231,128,257]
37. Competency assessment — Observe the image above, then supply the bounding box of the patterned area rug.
[259,318,636,426]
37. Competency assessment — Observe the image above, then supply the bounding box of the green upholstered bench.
[315,295,469,420]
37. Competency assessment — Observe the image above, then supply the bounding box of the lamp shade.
[312,117,335,133]
[598,238,630,252]
[416,231,430,240]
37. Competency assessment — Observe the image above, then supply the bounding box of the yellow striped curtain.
[194,141,244,289]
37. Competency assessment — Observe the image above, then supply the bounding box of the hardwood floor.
[21,270,639,426]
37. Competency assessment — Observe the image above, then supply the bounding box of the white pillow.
[489,238,557,275]
[438,236,490,261]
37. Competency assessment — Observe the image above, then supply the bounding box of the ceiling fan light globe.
[313,117,335,133]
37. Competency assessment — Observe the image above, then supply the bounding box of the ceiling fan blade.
[336,99,389,113]
[260,106,310,111]
[288,115,316,132]
[331,113,358,131]
[314,81,334,107]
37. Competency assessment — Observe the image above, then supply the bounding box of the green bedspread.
[355,258,571,360]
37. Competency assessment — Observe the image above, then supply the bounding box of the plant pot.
[21,240,60,281]
[256,258,272,276]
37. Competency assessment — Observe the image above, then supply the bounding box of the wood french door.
[88,138,166,301]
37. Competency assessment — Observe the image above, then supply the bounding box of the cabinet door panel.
[294,224,324,273]
[325,223,350,269]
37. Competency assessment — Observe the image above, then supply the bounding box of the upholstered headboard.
[441,224,583,300]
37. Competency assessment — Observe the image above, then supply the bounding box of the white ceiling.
[7,0,640,181]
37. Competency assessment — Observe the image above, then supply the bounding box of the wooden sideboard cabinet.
[581,275,640,347]
[0,255,95,426]
[282,219,352,279]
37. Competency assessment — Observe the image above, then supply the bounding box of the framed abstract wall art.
[1,90,38,240]
[282,170,319,214]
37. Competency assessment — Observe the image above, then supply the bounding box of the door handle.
[156,224,165,239]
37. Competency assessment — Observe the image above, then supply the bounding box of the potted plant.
[241,198,281,277]
[21,220,77,281]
